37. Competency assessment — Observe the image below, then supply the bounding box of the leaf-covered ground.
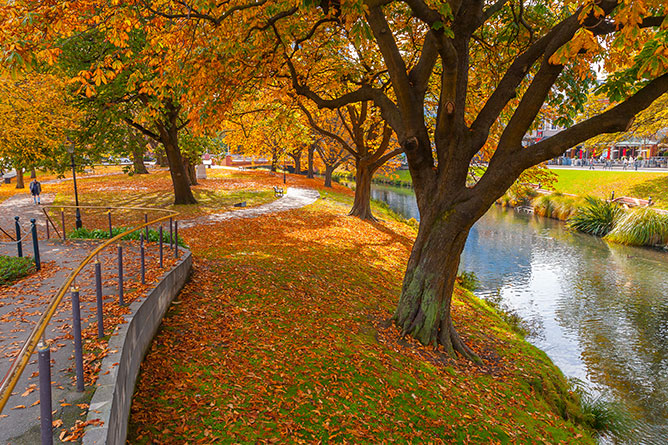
[128,181,593,443]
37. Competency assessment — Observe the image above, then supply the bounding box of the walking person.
[29,178,41,204]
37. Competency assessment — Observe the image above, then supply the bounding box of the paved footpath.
[180,187,320,228]
[0,186,320,443]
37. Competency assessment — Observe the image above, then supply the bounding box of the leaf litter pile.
[129,197,591,443]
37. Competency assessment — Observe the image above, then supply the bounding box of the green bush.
[69,226,186,247]
[570,379,633,439]
[0,255,36,285]
[605,207,668,246]
[457,271,479,291]
[568,196,624,237]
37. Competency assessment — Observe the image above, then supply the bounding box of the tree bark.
[394,206,480,361]
[292,155,301,175]
[183,158,198,186]
[15,167,24,189]
[324,164,335,187]
[158,128,197,205]
[349,160,377,220]
[30,167,36,179]
[307,144,315,178]
[271,150,279,172]
[132,145,149,174]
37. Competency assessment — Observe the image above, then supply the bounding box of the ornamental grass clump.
[605,207,668,247]
[533,194,557,218]
[568,196,624,237]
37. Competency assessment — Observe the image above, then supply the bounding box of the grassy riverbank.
[128,179,595,443]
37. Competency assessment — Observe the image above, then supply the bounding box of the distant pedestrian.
[29,178,41,204]
[634,160,639,171]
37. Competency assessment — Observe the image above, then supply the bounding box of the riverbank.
[499,184,668,249]
[127,180,596,443]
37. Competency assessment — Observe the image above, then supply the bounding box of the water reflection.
[371,185,668,443]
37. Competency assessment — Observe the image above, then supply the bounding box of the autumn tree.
[0,72,78,188]
[300,101,401,219]
[271,0,668,358]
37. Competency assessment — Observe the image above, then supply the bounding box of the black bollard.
[15,216,22,257]
[108,210,113,238]
[38,342,53,445]
[117,244,124,305]
[159,226,163,268]
[60,211,66,241]
[169,217,173,249]
[95,260,104,338]
[71,288,84,392]
[45,218,50,240]
[31,218,40,271]
[174,221,179,259]
[144,214,149,241]
[140,233,146,284]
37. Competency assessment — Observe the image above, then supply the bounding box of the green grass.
[0,255,36,285]
[552,170,668,208]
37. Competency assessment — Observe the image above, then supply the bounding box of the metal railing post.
[95,260,104,338]
[159,226,163,268]
[38,342,53,445]
[45,218,50,240]
[31,218,40,271]
[140,233,146,284]
[15,216,22,257]
[144,214,149,241]
[117,244,124,305]
[60,211,66,241]
[71,288,84,392]
[107,209,113,238]
[169,217,173,249]
[174,221,179,259]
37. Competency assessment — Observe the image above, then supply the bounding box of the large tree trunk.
[307,144,315,178]
[30,167,36,179]
[349,161,376,220]
[132,145,149,174]
[183,158,198,186]
[159,127,197,205]
[271,150,279,172]
[291,154,301,175]
[394,209,479,361]
[15,167,24,189]
[324,164,335,187]
[155,148,169,167]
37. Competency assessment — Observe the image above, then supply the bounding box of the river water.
[371,184,668,443]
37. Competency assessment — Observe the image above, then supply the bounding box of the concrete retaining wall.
[82,251,192,445]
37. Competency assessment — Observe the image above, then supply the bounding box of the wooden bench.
[273,186,284,197]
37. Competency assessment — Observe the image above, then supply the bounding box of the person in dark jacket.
[29,179,42,204]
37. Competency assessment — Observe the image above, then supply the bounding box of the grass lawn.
[552,169,668,208]
[128,182,593,443]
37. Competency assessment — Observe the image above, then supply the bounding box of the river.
[370,183,668,444]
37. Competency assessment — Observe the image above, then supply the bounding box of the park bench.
[2,171,16,184]
[273,186,284,197]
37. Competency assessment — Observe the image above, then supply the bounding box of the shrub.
[533,194,557,218]
[605,207,668,246]
[457,271,479,291]
[568,196,624,237]
[570,378,633,439]
[0,255,36,285]
[69,226,186,247]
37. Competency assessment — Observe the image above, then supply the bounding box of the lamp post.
[283,154,286,185]
[67,143,82,229]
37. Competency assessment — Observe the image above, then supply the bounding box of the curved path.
[179,187,320,229]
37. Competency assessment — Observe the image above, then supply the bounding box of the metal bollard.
[38,342,53,445]
[31,218,41,271]
[95,260,104,338]
[45,218,50,240]
[174,221,179,259]
[169,217,173,249]
[140,233,146,284]
[108,210,113,238]
[117,244,124,305]
[15,216,22,257]
[60,211,66,241]
[159,226,163,268]
[71,288,85,392]
[144,214,149,241]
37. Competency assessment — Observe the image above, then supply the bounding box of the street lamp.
[283,154,287,185]
[67,142,83,229]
